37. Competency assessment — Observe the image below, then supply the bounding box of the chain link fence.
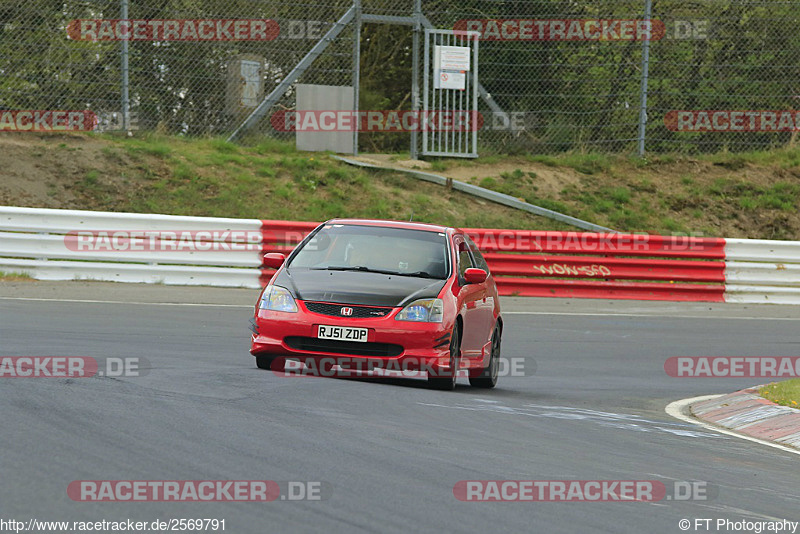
[1,0,798,153]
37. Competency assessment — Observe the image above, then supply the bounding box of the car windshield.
[288,224,450,279]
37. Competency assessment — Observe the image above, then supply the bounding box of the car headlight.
[395,298,444,322]
[258,285,298,313]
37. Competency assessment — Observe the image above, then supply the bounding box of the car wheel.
[429,323,460,391]
[255,354,283,371]
[469,325,500,389]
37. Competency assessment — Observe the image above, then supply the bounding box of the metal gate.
[422,29,480,158]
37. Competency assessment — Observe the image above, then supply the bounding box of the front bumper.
[250,300,453,371]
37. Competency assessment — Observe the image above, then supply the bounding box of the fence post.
[352,0,361,156]
[120,0,130,133]
[410,0,422,160]
[637,0,652,156]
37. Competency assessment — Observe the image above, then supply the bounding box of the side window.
[457,240,474,278]
[466,236,489,272]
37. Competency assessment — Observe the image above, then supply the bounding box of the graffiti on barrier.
[533,263,612,277]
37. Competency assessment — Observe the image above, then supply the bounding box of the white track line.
[0,296,251,307]
[665,395,800,457]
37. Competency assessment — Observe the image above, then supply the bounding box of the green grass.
[607,187,631,204]
[83,170,100,187]
[123,136,172,158]
[760,379,800,408]
[706,179,798,212]
[480,177,497,189]
[701,147,800,167]
[429,160,449,172]
[523,152,615,174]
[511,146,800,175]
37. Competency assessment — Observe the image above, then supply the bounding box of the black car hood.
[275,268,446,307]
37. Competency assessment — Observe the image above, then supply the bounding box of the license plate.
[317,325,369,342]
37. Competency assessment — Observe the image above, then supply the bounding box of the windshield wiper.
[311,266,440,278]
[393,271,439,279]
[311,265,398,275]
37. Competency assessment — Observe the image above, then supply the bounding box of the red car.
[250,219,502,390]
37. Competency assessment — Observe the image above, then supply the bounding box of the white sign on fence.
[433,45,471,90]
[438,46,471,71]
[439,71,466,90]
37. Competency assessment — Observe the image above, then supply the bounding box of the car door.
[466,235,496,358]
[454,235,488,365]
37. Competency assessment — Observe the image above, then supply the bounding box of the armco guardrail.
[0,206,313,288]
[0,207,798,304]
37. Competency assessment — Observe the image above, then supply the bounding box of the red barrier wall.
[259,221,726,301]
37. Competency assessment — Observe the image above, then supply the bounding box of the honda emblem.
[340,307,353,316]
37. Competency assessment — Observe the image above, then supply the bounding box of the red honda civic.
[250,219,502,390]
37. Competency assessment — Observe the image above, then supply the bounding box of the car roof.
[323,218,456,234]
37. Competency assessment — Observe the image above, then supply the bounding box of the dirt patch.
[353,154,583,195]
[0,132,170,212]
[0,274,35,282]
[351,156,433,171]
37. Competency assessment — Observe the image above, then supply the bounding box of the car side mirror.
[263,253,286,269]
[464,268,487,284]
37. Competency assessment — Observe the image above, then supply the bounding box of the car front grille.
[284,336,403,357]
[304,301,394,318]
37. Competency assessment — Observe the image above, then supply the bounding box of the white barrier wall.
[0,207,265,288]
[0,206,262,234]
[725,239,800,303]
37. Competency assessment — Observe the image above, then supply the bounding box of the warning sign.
[439,71,466,90]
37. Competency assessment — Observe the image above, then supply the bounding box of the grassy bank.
[3,131,800,238]
[421,148,800,239]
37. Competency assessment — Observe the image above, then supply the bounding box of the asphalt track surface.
[2,282,800,534]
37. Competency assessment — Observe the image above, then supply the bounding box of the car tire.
[255,354,283,371]
[429,323,460,391]
[469,325,500,389]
